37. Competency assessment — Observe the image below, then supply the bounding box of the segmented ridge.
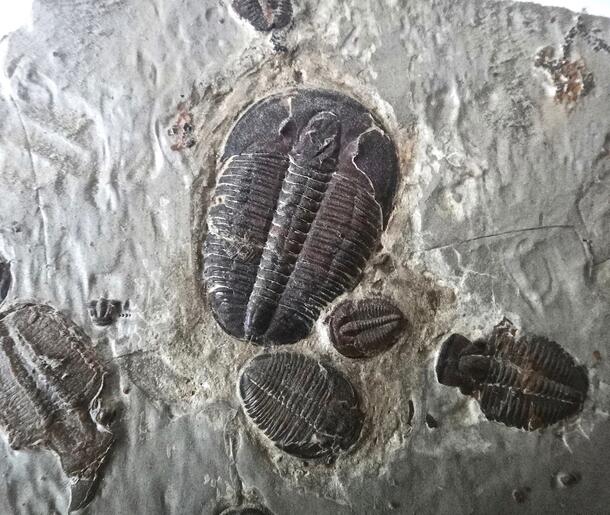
[232,0,292,31]
[204,153,288,338]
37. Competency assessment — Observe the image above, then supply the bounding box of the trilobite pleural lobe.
[203,89,399,345]
[0,304,114,511]
[239,352,364,459]
[436,319,588,430]
[232,0,292,31]
[328,297,407,358]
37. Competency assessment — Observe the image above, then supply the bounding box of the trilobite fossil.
[220,506,274,515]
[0,303,114,511]
[327,297,407,358]
[88,297,124,326]
[232,0,292,32]
[0,258,11,305]
[436,319,588,430]
[202,89,399,346]
[239,352,364,460]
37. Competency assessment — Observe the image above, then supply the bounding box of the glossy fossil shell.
[327,297,407,358]
[436,319,588,430]
[239,352,364,460]
[0,303,114,511]
[202,89,399,345]
[232,0,292,31]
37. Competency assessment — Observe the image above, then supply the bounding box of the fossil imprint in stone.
[232,0,293,32]
[239,352,364,460]
[202,89,399,345]
[436,319,588,431]
[0,257,11,305]
[0,304,114,511]
[327,297,408,358]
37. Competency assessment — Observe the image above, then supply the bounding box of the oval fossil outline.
[327,296,408,359]
[435,318,589,431]
[201,88,400,346]
[238,351,364,460]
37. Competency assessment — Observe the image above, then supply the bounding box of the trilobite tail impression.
[239,352,364,460]
[0,304,114,511]
[436,319,588,430]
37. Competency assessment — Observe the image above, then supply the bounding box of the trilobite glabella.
[239,352,364,460]
[202,89,399,345]
[0,304,114,511]
[327,297,407,358]
[232,0,292,32]
[436,319,588,430]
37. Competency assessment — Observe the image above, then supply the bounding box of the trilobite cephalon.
[327,297,407,358]
[436,319,588,430]
[0,257,11,305]
[202,89,399,345]
[239,352,364,460]
[0,303,114,511]
[232,0,292,32]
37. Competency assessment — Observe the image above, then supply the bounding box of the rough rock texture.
[0,0,609,514]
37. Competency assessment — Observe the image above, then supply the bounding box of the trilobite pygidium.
[436,319,588,431]
[0,304,114,511]
[203,89,399,345]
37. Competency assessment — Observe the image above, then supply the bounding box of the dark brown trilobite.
[0,258,11,305]
[88,297,124,326]
[0,304,114,511]
[327,297,407,358]
[202,89,399,346]
[239,352,364,460]
[436,319,588,430]
[232,0,292,32]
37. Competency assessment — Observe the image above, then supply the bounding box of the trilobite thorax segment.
[239,352,364,460]
[232,0,292,31]
[0,304,114,511]
[328,297,407,358]
[202,89,399,345]
[436,319,588,430]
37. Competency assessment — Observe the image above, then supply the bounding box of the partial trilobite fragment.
[232,0,292,31]
[327,297,407,358]
[0,258,11,305]
[0,304,114,511]
[88,298,124,326]
[220,506,274,515]
[202,89,399,345]
[436,319,588,430]
[239,352,364,460]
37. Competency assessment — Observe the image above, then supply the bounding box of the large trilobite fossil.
[327,297,407,358]
[239,352,364,460]
[202,89,399,345]
[0,303,114,511]
[436,319,588,430]
[232,0,293,32]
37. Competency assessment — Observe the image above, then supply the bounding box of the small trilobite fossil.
[0,303,114,511]
[0,258,11,305]
[202,89,399,346]
[88,298,125,326]
[327,297,407,358]
[436,318,588,430]
[232,0,292,32]
[239,352,364,460]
